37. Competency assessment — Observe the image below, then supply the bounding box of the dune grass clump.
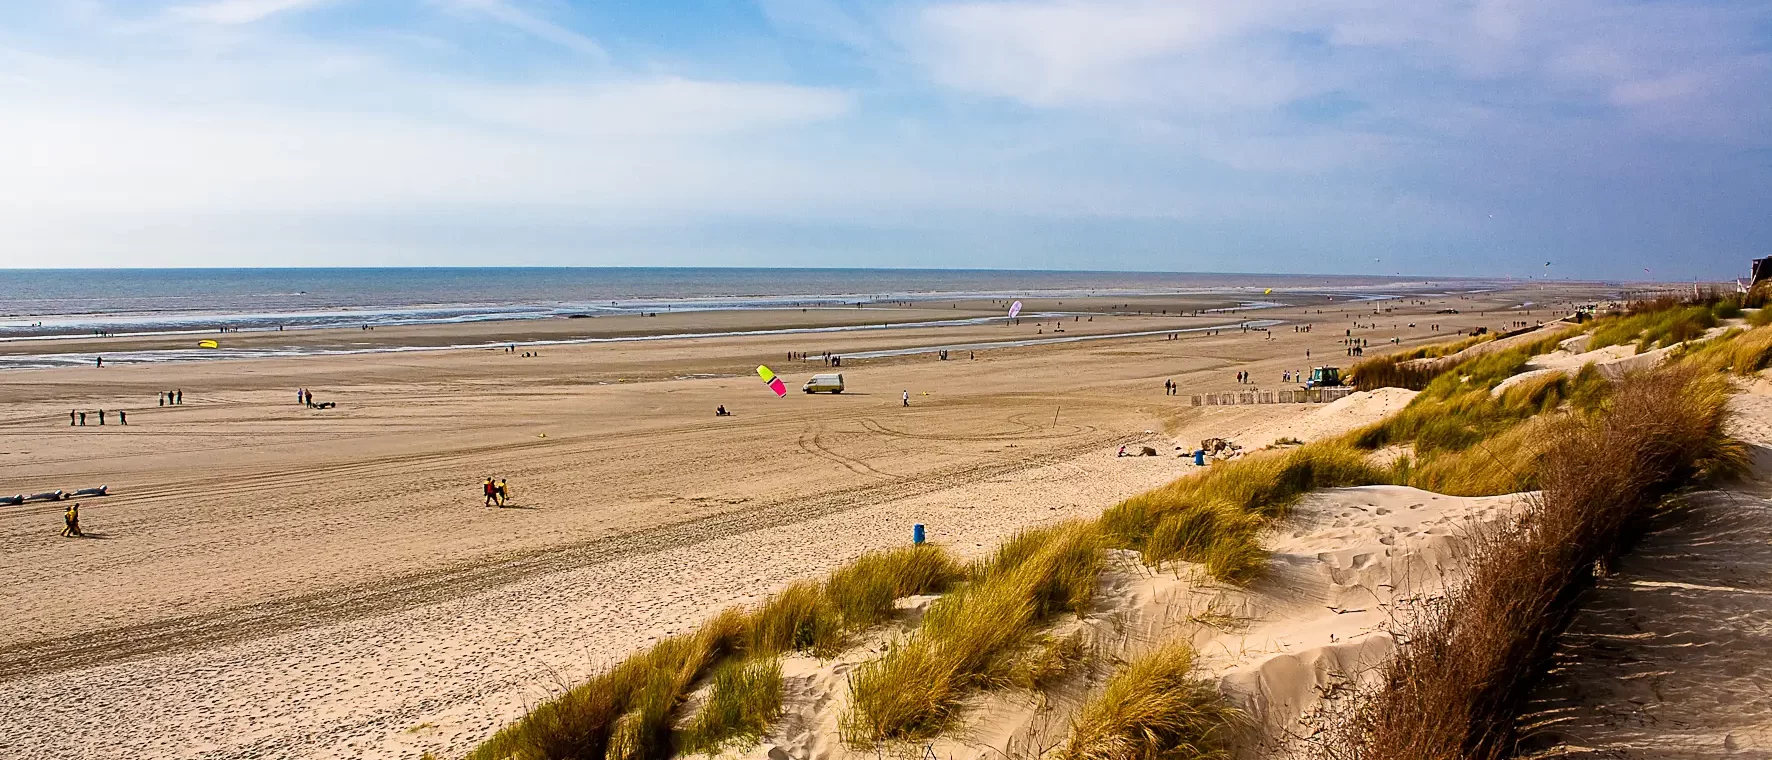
[680,656,784,754]
[1061,642,1240,760]
[1332,365,1744,760]
[1101,443,1384,583]
[842,522,1102,745]
[473,610,750,760]
[472,545,959,760]
[746,543,960,657]
[1588,303,1717,352]
[1350,354,1442,392]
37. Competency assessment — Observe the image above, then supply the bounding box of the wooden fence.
[1191,387,1355,406]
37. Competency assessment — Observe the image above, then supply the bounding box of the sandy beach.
[0,286,1601,759]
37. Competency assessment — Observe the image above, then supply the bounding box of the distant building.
[1754,257,1772,285]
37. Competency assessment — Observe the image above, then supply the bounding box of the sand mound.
[1226,388,1418,449]
[734,486,1521,760]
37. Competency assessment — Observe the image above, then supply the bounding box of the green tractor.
[1306,366,1344,388]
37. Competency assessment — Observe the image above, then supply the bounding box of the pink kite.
[757,365,787,397]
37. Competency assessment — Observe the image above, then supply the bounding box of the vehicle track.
[795,427,898,481]
[0,428,1137,682]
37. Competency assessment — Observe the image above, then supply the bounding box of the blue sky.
[2,0,1769,279]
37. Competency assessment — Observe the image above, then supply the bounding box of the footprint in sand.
[1375,507,1391,515]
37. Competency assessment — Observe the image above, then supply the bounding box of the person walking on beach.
[159,393,165,407]
[495,478,509,507]
[61,503,82,538]
[483,477,496,506]
[69,410,76,426]
[78,411,86,426]
[175,390,182,405]
[119,410,127,425]
[95,356,103,368]
[903,390,910,407]
[98,409,105,426]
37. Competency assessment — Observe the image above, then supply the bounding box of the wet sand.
[0,286,1599,759]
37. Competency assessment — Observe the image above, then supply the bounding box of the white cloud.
[171,0,339,25]
[447,78,854,137]
[904,0,1310,107]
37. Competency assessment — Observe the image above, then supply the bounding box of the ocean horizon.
[0,266,1449,331]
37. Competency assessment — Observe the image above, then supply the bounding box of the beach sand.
[0,287,1594,759]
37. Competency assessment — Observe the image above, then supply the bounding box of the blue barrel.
[1193,450,1205,466]
[913,523,926,545]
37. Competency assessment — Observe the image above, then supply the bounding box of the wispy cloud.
[0,0,1767,274]
[439,0,608,60]
[170,0,339,25]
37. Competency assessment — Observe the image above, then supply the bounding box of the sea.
[0,268,1463,368]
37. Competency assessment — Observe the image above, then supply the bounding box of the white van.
[802,373,844,393]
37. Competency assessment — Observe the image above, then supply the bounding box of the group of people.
[482,477,512,507]
[158,390,183,406]
[69,409,123,425]
[788,352,842,366]
[1163,378,1178,395]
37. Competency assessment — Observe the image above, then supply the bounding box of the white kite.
[1008,301,1023,319]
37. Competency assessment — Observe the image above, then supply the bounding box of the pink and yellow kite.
[757,365,787,397]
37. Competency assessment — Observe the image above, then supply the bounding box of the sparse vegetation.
[1588,302,1717,352]
[1351,361,1609,457]
[842,522,1101,744]
[470,545,957,760]
[1061,642,1240,760]
[1329,365,1744,760]
[1102,443,1384,583]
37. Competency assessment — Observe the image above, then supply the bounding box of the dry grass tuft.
[1061,642,1240,760]
[1331,364,1742,760]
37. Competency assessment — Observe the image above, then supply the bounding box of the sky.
[1,0,1769,279]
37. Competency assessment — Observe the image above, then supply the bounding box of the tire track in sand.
[0,429,1138,682]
